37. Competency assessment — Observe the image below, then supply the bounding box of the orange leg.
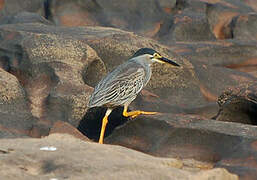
[122,105,157,118]
[99,108,112,144]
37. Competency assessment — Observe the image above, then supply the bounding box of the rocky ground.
[0,0,256,179]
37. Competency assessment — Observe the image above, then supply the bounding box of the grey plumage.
[88,55,152,108]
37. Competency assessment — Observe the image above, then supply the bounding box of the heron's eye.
[153,53,161,58]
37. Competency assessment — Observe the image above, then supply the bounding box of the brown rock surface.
[0,22,255,138]
[0,1,256,179]
[0,68,25,104]
[106,113,257,157]
[232,13,257,41]
[216,82,257,124]
[206,3,239,39]
[171,40,257,81]
[68,25,254,110]
[50,121,91,142]
[48,0,169,38]
[202,0,253,40]
[217,139,257,179]
[1,23,252,118]
[0,0,45,17]
[48,0,100,27]
[47,0,257,43]
[0,68,33,138]
[157,3,216,42]
[105,113,257,179]
[0,23,106,136]
[0,133,238,180]
[0,11,53,25]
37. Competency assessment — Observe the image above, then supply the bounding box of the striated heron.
[88,48,180,144]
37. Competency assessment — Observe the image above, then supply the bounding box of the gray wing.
[88,65,145,107]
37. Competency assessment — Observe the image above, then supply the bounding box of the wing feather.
[88,64,145,107]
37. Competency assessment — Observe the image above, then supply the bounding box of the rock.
[206,2,253,39]
[48,0,177,38]
[180,40,257,65]
[0,23,217,112]
[0,0,255,179]
[0,23,106,137]
[232,13,257,41]
[158,0,177,13]
[95,0,166,37]
[0,68,25,105]
[158,11,216,42]
[216,138,257,179]
[46,0,257,43]
[216,82,257,124]
[43,40,105,127]
[48,0,101,27]
[8,5,251,116]
[0,68,33,138]
[0,133,238,180]
[50,121,90,142]
[0,11,53,25]
[172,40,257,80]
[206,3,238,39]
[0,0,4,11]
[105,113,257,179]
[244,0,257,11]
[72,25,254,111]
[0,0,45,17]
[0,22,255,140]
[106,113,257,159]
[191,168,238,180]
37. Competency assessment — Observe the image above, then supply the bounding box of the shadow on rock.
[77,106,128,142]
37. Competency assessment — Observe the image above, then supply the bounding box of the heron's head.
[132,48,180,66]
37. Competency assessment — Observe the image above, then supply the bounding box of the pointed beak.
[159,57,180,66]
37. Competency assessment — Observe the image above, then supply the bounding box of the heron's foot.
[124,110,157,118]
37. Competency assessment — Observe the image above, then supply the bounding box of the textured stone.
[50,121,90,142]
[0,68,25,103]
[0,11,52,25]
[0,133,238,180]
[206,1,253,39]
[232,13,257,41]
[170,40,257,81]
[48,0,179,38]
[106,113,257,156]
[0,68,33,137]
[206,3,238,39]
[159,11,215,42]
[105,113,257,179]
[49,0,100,27]
[0,0,255,179]
[216,82,257,124]
[0,23,106,137]
[0,0,45,17]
